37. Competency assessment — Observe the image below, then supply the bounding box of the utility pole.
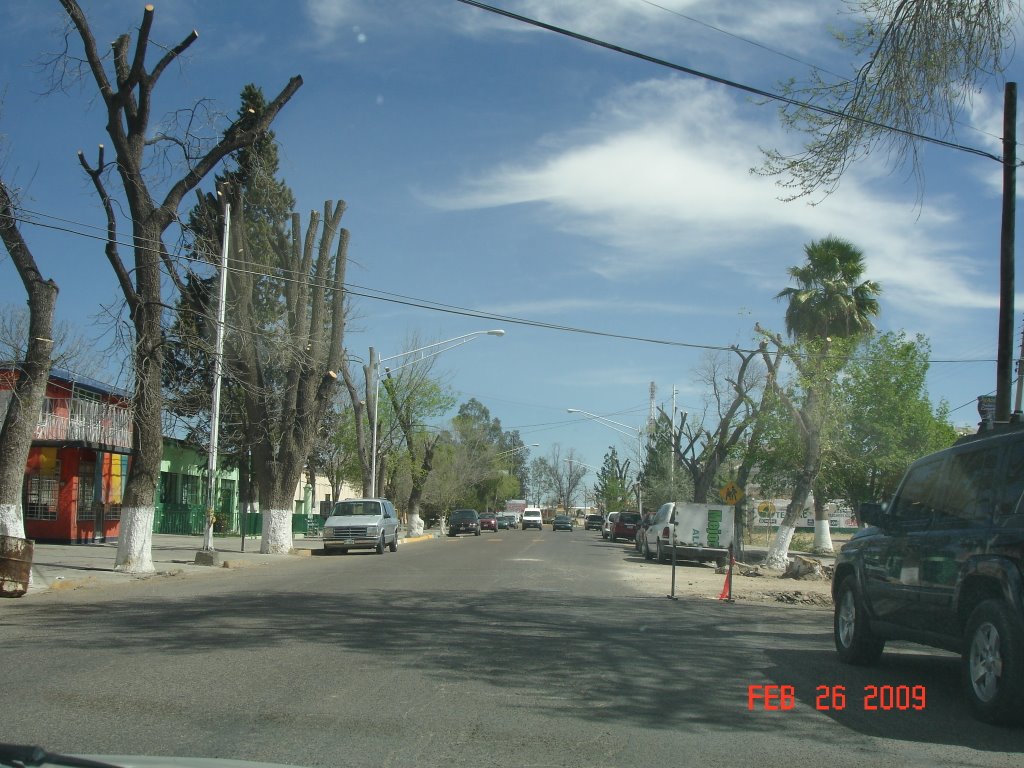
[997,82,1016,423]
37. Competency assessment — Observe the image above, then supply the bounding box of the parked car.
[448,509,481,537]
[521,507,543,531]
[322,498,400,555]
[479,512,498,532]
[584,513,604,531]
[552,515,573,531]
[832,423,1024,724]
[608,511,641,542]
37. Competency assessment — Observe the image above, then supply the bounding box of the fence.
[154,505,316,537]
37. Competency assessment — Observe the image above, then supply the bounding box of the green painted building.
[155,438,239,535]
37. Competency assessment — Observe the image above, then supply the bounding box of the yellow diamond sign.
[719,481,744,505]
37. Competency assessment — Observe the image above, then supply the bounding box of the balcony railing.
[35,396,132,451]
[0,390,133,452]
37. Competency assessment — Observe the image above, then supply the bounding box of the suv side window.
[889,457,946,531]
[933,445,1000,529]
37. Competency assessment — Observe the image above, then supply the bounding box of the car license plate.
[344,539,355,546]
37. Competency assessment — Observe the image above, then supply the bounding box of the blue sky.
[0,0,1018,484]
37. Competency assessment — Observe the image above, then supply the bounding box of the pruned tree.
[0,180,58,539]
[672,347,765,504]
[58,1,301,571]
[218,184,348,554]
[532,444,587,514]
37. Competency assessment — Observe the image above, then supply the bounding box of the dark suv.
[447,509,480,537]
[832,424,1024,724]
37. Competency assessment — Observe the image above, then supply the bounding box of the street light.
[370,329,505,493]
[566,407,645,515]
[497,443,539,458]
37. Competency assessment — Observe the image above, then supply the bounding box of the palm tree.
[776,236,881,341]
[761,235,881,564]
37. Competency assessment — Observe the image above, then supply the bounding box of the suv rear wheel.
[962,600,1024,724]
[834,576,885,665]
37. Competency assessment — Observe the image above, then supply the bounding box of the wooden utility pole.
[997,82,1016,422]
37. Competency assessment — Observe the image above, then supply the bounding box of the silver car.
[323,498,401,554]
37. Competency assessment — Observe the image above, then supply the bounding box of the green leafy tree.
[595,446,632,513]
[447,399,529,511]
[164,86,297,516]
[828,332,958,508]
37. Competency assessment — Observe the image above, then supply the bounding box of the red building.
[0,366,133,543]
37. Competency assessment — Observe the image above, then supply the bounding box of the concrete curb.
[8,530,448,601]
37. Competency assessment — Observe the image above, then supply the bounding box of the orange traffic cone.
[718,544,735,602]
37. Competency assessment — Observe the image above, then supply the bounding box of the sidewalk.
[11,530,439,599]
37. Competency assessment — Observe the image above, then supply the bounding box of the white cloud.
[430,75,996,314]
[303,0,367,46]
[454,0,842,62]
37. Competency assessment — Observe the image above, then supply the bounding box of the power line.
[0,207,1002,365]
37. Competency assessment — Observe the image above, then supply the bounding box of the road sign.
[719,481,744,505]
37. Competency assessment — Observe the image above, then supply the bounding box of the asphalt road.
[1,529,1021,767]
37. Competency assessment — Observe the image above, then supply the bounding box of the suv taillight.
[662,526,671,538]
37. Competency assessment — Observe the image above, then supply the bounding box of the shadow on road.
[5,580,1020,752]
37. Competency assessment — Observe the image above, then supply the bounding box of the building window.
[106,504,121,521]
[180,474,201,506]
[77,462,96,521]
[24,463,61,521]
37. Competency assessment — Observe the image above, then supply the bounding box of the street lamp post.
[369,329,505,495]
[567,408,645,516]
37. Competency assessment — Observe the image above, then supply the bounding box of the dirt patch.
[616,554,834,609]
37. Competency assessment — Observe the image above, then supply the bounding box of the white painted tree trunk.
[407,512,424,537]
[0,502,25,539]
[114,507,155,574]
[812,518,834,554]
[763,523,795,571]
[0,502,31,588]
[261,508,293,554]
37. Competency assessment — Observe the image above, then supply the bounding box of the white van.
[322,498,400,554]
[521,507,543,531]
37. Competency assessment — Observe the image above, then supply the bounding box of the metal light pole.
[567,408,645,516]
[202,201,231,553]
[369,329,505,494]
